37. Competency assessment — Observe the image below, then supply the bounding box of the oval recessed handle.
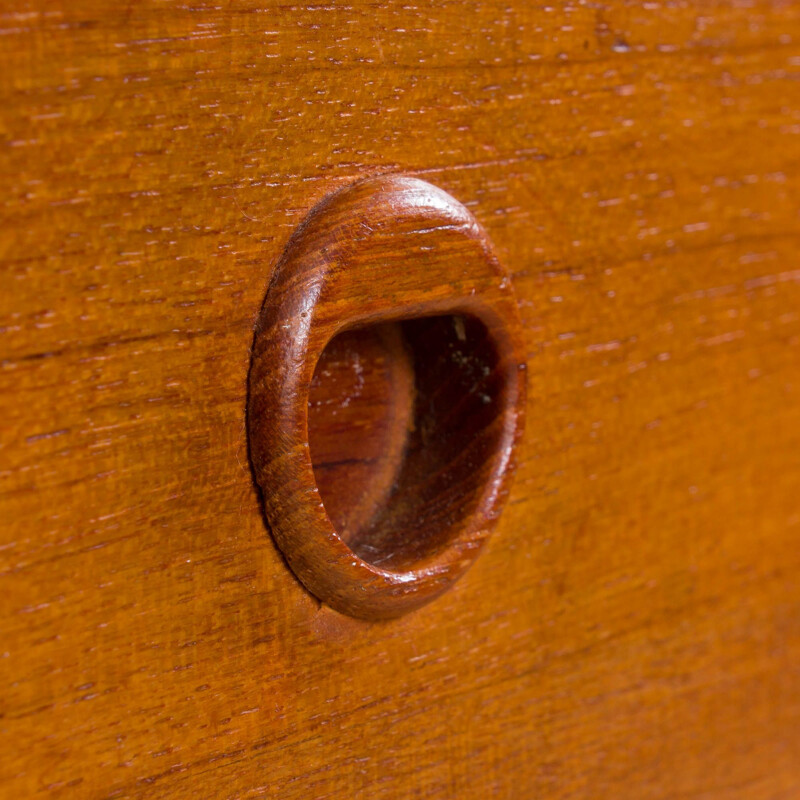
[248,175,526,620]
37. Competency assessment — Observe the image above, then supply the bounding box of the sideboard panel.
[1,2,799,797]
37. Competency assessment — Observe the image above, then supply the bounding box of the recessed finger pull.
[247,175,526,620]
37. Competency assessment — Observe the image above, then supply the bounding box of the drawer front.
[2,2,800,798]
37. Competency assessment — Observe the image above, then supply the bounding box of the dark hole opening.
[308,314,507,572]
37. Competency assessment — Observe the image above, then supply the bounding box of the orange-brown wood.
[2,1,800,797]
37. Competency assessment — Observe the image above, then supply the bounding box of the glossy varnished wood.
[2,1,800,798]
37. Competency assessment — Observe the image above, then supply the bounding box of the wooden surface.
[1,0,800,797]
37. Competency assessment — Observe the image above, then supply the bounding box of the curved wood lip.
[248,175,527,620]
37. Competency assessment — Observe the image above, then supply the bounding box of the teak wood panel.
[2,1,800,798]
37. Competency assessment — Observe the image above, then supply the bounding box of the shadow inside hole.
[307,314,508,572]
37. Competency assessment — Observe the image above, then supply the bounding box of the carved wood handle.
[248,175,527,619]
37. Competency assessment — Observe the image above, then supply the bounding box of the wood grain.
[2,0,800,797]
